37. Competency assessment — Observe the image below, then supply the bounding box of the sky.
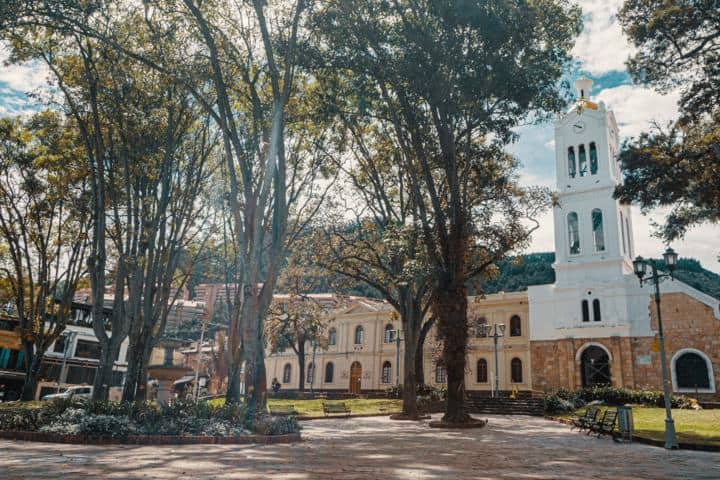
[1,0,718,273]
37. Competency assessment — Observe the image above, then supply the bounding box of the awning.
[173,375,195,385]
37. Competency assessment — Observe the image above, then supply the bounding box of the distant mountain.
[476,253,720,300]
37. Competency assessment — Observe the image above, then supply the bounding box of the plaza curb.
[0,430,301,445]
[296,412,400,421]
[547,416,720,452]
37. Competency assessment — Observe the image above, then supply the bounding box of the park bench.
[587,409,617,438]
[268,404,298,416]
[323,401,351,417]
[570,406,599,431]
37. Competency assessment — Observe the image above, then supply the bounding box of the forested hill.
[477,253,720,300]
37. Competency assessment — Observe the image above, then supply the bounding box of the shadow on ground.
[1,414,718,479]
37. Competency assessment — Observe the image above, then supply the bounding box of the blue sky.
[1,0,718,273]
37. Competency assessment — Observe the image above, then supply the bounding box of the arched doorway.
[349,361,362,394]
[581,346,611,387]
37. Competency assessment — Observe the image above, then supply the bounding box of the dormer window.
[578,145,587,177]
[567,147,576,178]
[589,142,598,175]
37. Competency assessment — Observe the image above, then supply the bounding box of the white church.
[264,78,720,400]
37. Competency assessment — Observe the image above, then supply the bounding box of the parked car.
[41,385,93,401]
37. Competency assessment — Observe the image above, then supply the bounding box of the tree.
[312,0,579,423]
[310,111,435,418]
[615,0,720,257]
[0,111,90,400]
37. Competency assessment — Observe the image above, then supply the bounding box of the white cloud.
[0,45,50,93]
[596,85,680,139]
[573,0,634,75]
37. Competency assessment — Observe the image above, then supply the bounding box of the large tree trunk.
[242,295,268,421]
[93,340,121,401]
[121,340,142,401]
[415,317,435,387]
[399,297,423,419]
[434,286,469,424]
[21,347,42,401]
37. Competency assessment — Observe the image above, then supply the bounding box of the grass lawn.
[561,406,720,447]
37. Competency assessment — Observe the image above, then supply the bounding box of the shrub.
[546,386,699,410]
[78,415,132,439]
[253,415,300,436]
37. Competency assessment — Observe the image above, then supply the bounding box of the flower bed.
[0,398,301,444]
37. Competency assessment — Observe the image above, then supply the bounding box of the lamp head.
[498,323,506,335]
[663,247,678,272]
[633,256,647,280]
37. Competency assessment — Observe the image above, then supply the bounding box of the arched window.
[567,147,576,178]
[307,362,315,384]
[578,144,587,176]
[625,216,633,256]
[435,363,446,384]
[328,328,337,346]
[675,352,711,389]
[324,362,334,383]
[354,325,364,345]
[477,359,488,383]
[282,363,291,384]
[381,361,392,384]
[589,142,598,174]
[592,299,601,322]
[384,324,394,343]
[509,315,522,337]
[581,300,590,322]
[567,212,580,255]
[511,358,523,383]
[592,209,605,252]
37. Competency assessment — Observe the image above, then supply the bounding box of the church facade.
[264,78,720,400]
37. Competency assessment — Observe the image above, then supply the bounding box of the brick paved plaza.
[0,415,717,479]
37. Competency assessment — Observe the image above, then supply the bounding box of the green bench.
[323,401,351,417]
[268,404,298,416]
[571,406,600,431]
[587,409,618,438]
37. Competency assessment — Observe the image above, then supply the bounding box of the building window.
[625,216,633,256]
[620,211,627,255]
[510,358,523,383]
[591,209,605,252]
[324,362,334,383]
[578,144,587,176]
[581,300,590,322]
[567,147,576,178]
[282,363,291,384]
[381,361,392,384]
[509,315,521,337]
[567,212,580,255]
[475,316,487,337]
[75,340,102,360]
[592,299,601,322]
[477,359,488,383]
[53,337,66,354]
[435,363,446,384]
[328,328,336,346]
[589,142,598,175]
[354,325,364,345]
[384,324,394,343]
[307,363,315,384]
[675,351,711,390]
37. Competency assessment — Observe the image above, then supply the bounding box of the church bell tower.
[552,77,635,286]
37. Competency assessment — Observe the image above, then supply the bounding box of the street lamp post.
[481,323,505,398]
[633,247,680,450]
[391,329,403,387]
[310,339,318,395]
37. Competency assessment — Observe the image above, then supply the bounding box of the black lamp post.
[632,247,679,449]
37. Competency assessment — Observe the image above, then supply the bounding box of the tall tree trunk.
[434,285,469,423]
[242,295,268,421]
[93,341,121,401]
[134,343,152,402]
[415,317,435,387]
[297,340,305,393]
[399,296,422,418]
[121,340,142,401]
[21,347,42,401]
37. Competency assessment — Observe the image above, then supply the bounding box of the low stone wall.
[0,430,301,445]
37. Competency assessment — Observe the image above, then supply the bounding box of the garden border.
[0,430,301,445]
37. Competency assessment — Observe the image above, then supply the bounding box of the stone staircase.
[467,397,545,416]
